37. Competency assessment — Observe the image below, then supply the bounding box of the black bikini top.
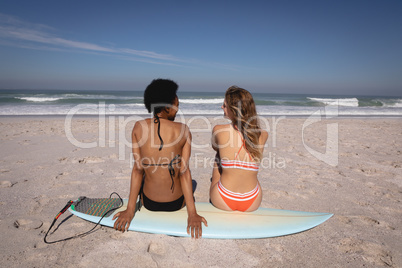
[142,115,181,193]
[142,154,181,193]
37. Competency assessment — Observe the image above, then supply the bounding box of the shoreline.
[1,114,402,119]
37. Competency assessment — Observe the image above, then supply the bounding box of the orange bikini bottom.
[217,181,260,212]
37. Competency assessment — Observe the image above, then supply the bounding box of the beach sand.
[0,116,401,267]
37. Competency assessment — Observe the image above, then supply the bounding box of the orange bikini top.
[220,125,259,171]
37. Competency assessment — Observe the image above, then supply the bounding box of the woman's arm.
[180,125,207,238]
[259,129,269,154]
[211,125,219,152]
[113,122,144,232]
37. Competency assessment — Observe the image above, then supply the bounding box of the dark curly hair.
[144,79,178,114]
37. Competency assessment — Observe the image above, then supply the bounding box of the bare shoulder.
[212,123,230,134]
[132,119,147,133]
[172,120,188,128]
[172,121,189,132]
[172,121,191,140]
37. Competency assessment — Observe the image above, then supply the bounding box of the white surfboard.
[69,198,332,239]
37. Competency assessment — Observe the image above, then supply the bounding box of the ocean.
[0,89,401,117]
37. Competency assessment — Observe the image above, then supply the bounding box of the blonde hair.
[225,86,262,160]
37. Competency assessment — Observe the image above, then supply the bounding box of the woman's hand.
[112,209,135,233]
[187,212,208,239]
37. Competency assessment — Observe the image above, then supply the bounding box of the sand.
[0,115,401,267]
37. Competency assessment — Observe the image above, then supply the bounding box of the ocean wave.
[2,90,402,117]
[16,94,142,102]
[377,99,402,108]
[308,97,359,107]
[62,94,142,100]
[180,98,224,104]
[1,105,402,116]
[17,97,63,102]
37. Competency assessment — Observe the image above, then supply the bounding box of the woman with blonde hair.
[210,86,268,212]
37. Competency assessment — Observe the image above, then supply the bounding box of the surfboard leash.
[43,192,123,244]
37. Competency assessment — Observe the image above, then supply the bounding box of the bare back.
[213,124,268,193]
[132,118,191,202]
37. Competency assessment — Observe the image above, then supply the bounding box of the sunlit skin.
[112,96,207,238]
[210,97,268,212]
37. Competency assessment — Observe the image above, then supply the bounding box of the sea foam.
[17,97,62,102]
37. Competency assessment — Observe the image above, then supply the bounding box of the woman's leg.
[210,156,220,192]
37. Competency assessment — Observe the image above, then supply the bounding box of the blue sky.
[0,0,401,96]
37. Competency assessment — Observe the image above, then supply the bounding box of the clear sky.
[0,0,401,96]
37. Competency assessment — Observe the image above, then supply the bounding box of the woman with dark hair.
[113,79,207,238]
[210,86,268,212]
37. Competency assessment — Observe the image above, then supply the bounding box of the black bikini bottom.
[142,191,184,212]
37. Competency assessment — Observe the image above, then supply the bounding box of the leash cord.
[43,192,123,244]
